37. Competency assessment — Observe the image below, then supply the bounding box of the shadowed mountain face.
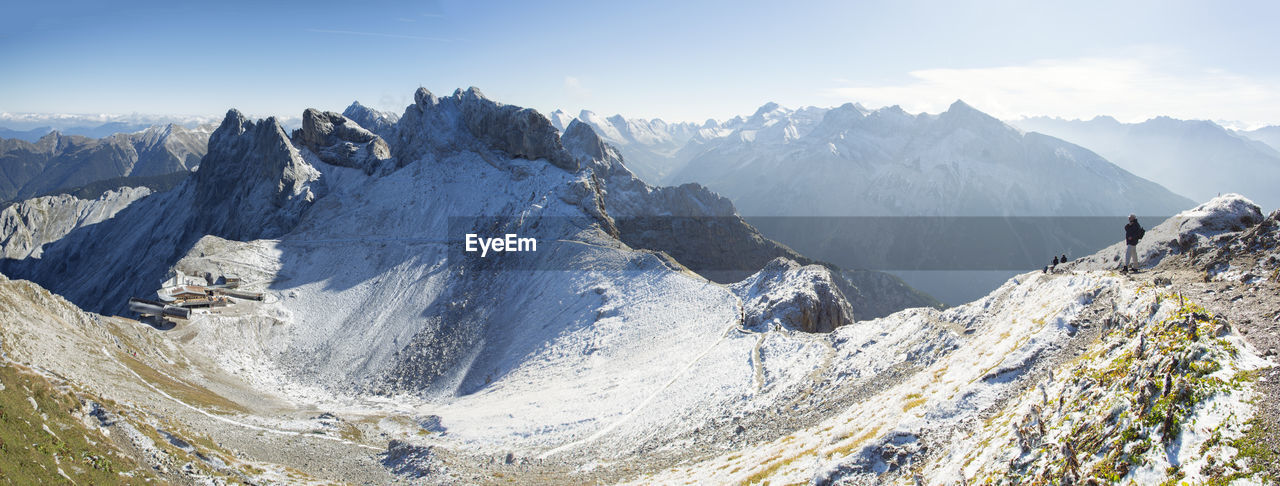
[0,124,212,202]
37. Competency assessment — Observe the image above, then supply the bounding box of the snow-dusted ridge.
[3,86,1276,484]
[3,193,1276,484]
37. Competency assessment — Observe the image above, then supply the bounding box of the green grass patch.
[0,363,154,484]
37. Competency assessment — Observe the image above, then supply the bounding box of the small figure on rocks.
[1123,214,1145,273]
[1051,256,1059,273]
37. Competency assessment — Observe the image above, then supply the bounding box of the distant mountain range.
[0,113,220,141]
[547,109,712,183]
[0,124,212,202]
[1239,125,1280,153]
[1015,116,1280,211]
[669,101,1192,217]
[551,101,1206,304]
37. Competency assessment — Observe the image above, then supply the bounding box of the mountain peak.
[294,109,392,175]
[457,86,489,101]
[947,99,977,113]
[939,99,1003,127]
[398,87,578,171]
[414,87,438,108]
[561,119,611,163]
[218,109,248,135]
[752,102,782,118]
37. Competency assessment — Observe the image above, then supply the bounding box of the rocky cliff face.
[191,110,320,241]
[0,124,210,202]
[392,87,577,171]
[0,187,152,259]
[292,108,393,175]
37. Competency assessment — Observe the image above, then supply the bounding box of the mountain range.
[0,124,212,202]
[1015,116,1280,211]
[1240,125,1280,153]
[0,87,1277,484]
[0,113,220,141]
[553,101,1200,304]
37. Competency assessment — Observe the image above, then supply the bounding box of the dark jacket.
[1125,221,1144,245]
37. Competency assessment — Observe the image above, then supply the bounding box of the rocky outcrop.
[1075,194,1267,271]
[0,187,151,259]
[393,87,578,171]
[732,258,856,332]
[292,108,393,175]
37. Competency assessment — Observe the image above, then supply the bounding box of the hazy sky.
[3,0,1278,126]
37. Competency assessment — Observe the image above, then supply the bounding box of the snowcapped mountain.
[341,100,400,140]
[672,101,1193,217]
[1016,116,1280,211]
[8,86,1275,484]
[0,123,212,202]
[0,112,220,140]
[1,87,935,397]
[641,101,1196,305]
[548,108,716,183]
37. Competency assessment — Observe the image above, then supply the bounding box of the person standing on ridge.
[1123,214,1145,273]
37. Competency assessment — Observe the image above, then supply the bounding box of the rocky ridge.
[0,186,152,259]
[293,108,394,175]
[0,124,212,202]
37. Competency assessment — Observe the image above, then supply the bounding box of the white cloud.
[825,57,1280,126]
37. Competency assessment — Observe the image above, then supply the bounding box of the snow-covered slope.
[4,193,1275,484]
[1016,116,1280,211]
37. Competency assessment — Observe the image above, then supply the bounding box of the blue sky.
[2,0,1278,126]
